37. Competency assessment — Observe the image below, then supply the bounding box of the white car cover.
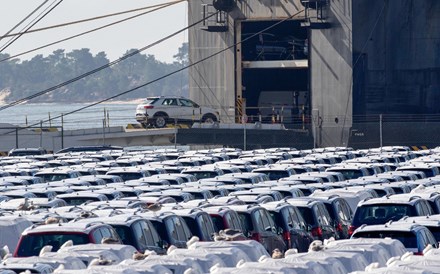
[188,240,268,262]
[0,216,32,254]
[167,248,227,272]
[283,252,347,274]
[326,238,407,258]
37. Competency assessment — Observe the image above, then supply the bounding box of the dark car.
[76,214,166,254]
[227,204,287,253]
[350,196,434,236]
[14,221,122,257]
[312,195,353,239]
[8,147,48,156]
[202,206,247,233]
[286,198,337,241]
[262,201,314,252]
[138,211,193,249]
[351,222,438,255]
[172,208,217,241]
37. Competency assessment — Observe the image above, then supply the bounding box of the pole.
[102,119,106,145]
[61,125,64,149]
[174,118,177,149]
[40,121,43,147]
[49,112,52,127]
[380,114,383,148]
[15,128,18,149]
[243,115,247,151]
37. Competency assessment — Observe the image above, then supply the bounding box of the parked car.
[227,204,286,253]
[351,222,438,255]
[350,195,434,235]
[261,201,314,252]
[75,214,166,254]
[171,208,217,241]
[312,195,353,239]
[137,211,193,249]
[14,221,122,257]
[286,198,337,241]
[8,147,48,156]
[135,96,219,128]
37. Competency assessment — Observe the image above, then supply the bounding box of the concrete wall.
[188,0,306,123]
[310,0,353,147]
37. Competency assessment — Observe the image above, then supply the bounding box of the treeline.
[0,43,188,103]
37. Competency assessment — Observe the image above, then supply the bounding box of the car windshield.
[353,231,417,248]
[109,173,144,181]
[265,171,290,180]
[62,197,101,206]
[35,173,72,182]
[296,207,316,226]
[352,204,416,226]
[16,233,89,257]
[113,225,135,247]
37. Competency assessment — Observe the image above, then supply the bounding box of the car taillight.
[336,223,343,232]
[413,251,423,256]
[283,231,292,249]
[251,232,262,242]
[311,227,323,238]
[144,106,154,109]
[348,225,357,236]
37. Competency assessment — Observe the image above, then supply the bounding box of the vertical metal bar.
[243,121,247,151]
[61,125,64,149]
[102,119,106,145]
[49,112,52,127]
[174,118,177,149]
[380,114,383,148]
[61,114,64,149]
[40,121,43,147]
[15,127,18,149]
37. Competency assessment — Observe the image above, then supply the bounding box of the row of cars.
[1,145,440,272]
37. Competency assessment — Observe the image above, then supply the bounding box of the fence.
[2,104,440,150]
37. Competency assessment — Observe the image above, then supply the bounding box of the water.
[0,103,139,130]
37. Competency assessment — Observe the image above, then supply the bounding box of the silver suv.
[135,96,219,128]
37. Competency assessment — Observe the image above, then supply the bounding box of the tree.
[173,42,188,66]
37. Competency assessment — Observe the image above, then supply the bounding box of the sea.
[0,103,139,130]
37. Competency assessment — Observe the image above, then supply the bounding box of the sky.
[0,0,188,63]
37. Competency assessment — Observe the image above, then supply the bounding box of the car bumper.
[136,114,148,123]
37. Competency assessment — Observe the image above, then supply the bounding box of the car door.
[178,98,199,121]
[160,98,181,119]
[315,204,336,240]
[258,208,285,252]
[282,207,302,250]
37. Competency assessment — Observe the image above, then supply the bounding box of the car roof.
[22,220,111,235]
[353,221,426,233]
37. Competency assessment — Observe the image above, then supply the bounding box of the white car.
[135,96,219,128]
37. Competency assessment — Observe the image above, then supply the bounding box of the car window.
[133,222,147,248]
[228,212,244,231]
[317,204,332,226]
[179,99,196,107]
[237,213,253,235]
[354,231,418,248]
[252,209,264,231]
[164,218,179,241]
[297,207,315,226]
[261,210,275,232]
[92,229,103,244]
[284,207,301,230]
[16,233,89,257]
[197,215,214,240]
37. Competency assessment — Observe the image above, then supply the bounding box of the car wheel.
[154,114,168,128]
[202,113,218,124]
